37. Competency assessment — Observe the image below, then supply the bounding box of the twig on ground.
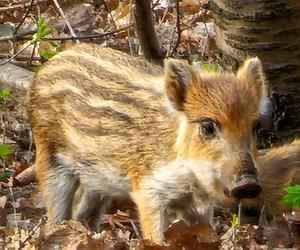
[0,43,32,66]
[171,0,181,56]
[8,186,18,229]
[14,0,35,35]
[18,216,47,250]
[29,42,37,66]
[52,0,79,44]
[103,0,117,30]
[27,130,33,163]
[28,15,40,66]
[157,0,171,28]
[0,0,48,13]
[0,53,42,61]
[201,15,209,59]
[130,220,142,240]
[0,30,36,42]
[238,202,242,226]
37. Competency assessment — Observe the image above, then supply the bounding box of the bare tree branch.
[0,30,36,42]
[0,43,32,66]
[0,0,49,13]
[0,25,132,42]
[103,0,117,29]
[52,0,80,44]
[14,0,35,34]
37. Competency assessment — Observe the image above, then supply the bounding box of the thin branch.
[157,0,171,28]
[0,43,32,66]
[28,15,39,66]
[0,25,132,43]
[18,216,47,250]
[0,53,42,61]
[103,0,117,30]
[52,0,80,44]
[29,41,37,66]
[14,0,35,34]
[0,0,49,13]
[0,30,36,42]
[43,24,132,41]
[171,0,181,56]
[238,202,242,226]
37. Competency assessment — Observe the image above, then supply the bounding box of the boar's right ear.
[164,59,199,111]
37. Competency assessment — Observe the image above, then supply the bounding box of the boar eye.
[199,120,217,139]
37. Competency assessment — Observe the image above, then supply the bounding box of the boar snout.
[230,151,261,200]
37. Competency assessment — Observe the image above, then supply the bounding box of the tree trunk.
[209,0,300,148]
[134,0,166,65]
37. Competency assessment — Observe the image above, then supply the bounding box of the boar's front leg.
[37,153,78,224]
[131,189,169,244]
[76,190,112,232]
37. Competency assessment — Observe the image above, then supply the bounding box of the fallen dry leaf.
[255,217,294,248]
[164,220,219,249]
[180,0,200,15]
[42,220,89,250]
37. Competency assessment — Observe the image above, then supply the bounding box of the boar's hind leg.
[76,191,111,232]
[42,168,77,223]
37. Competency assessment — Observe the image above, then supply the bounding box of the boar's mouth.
[230,151,262,200]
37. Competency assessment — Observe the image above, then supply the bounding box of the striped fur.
[28,44,268,244]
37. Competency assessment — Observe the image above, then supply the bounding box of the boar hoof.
[231,174,261,199]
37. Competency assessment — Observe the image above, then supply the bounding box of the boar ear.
[236,57,265,87]
[237,57,270,115]
[164,59,200,111]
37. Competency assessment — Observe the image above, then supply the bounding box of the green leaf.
[231,213,239,229]
[41,50,58,60]
[0,144,11,159]
[284,185,300,208]
[32,17,53,43]
[40,27,53,38]
[0,172,12,182]
[201,63,218,73]
[49,40,58,47]
[37,18,44,30]
[0,88,10,105]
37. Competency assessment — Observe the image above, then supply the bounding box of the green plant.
[284,185,300,208]
[32,18,58,60]
[0,144,11,159]
[0,88,10,106]
[231,213,239,229]
[32,18,54,43]
[201,63,218,73]
[41,49,58,60]
[0,172,12,182]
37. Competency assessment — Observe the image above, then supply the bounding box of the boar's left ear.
[164,59,200,111]
[236,57,265,88]
[237,57,270,115]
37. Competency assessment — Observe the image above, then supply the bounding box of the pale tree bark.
[209,0,300,147]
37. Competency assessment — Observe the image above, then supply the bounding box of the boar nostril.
[230,174,262,199]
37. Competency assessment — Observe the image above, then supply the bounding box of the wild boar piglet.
[28,44,269,244]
